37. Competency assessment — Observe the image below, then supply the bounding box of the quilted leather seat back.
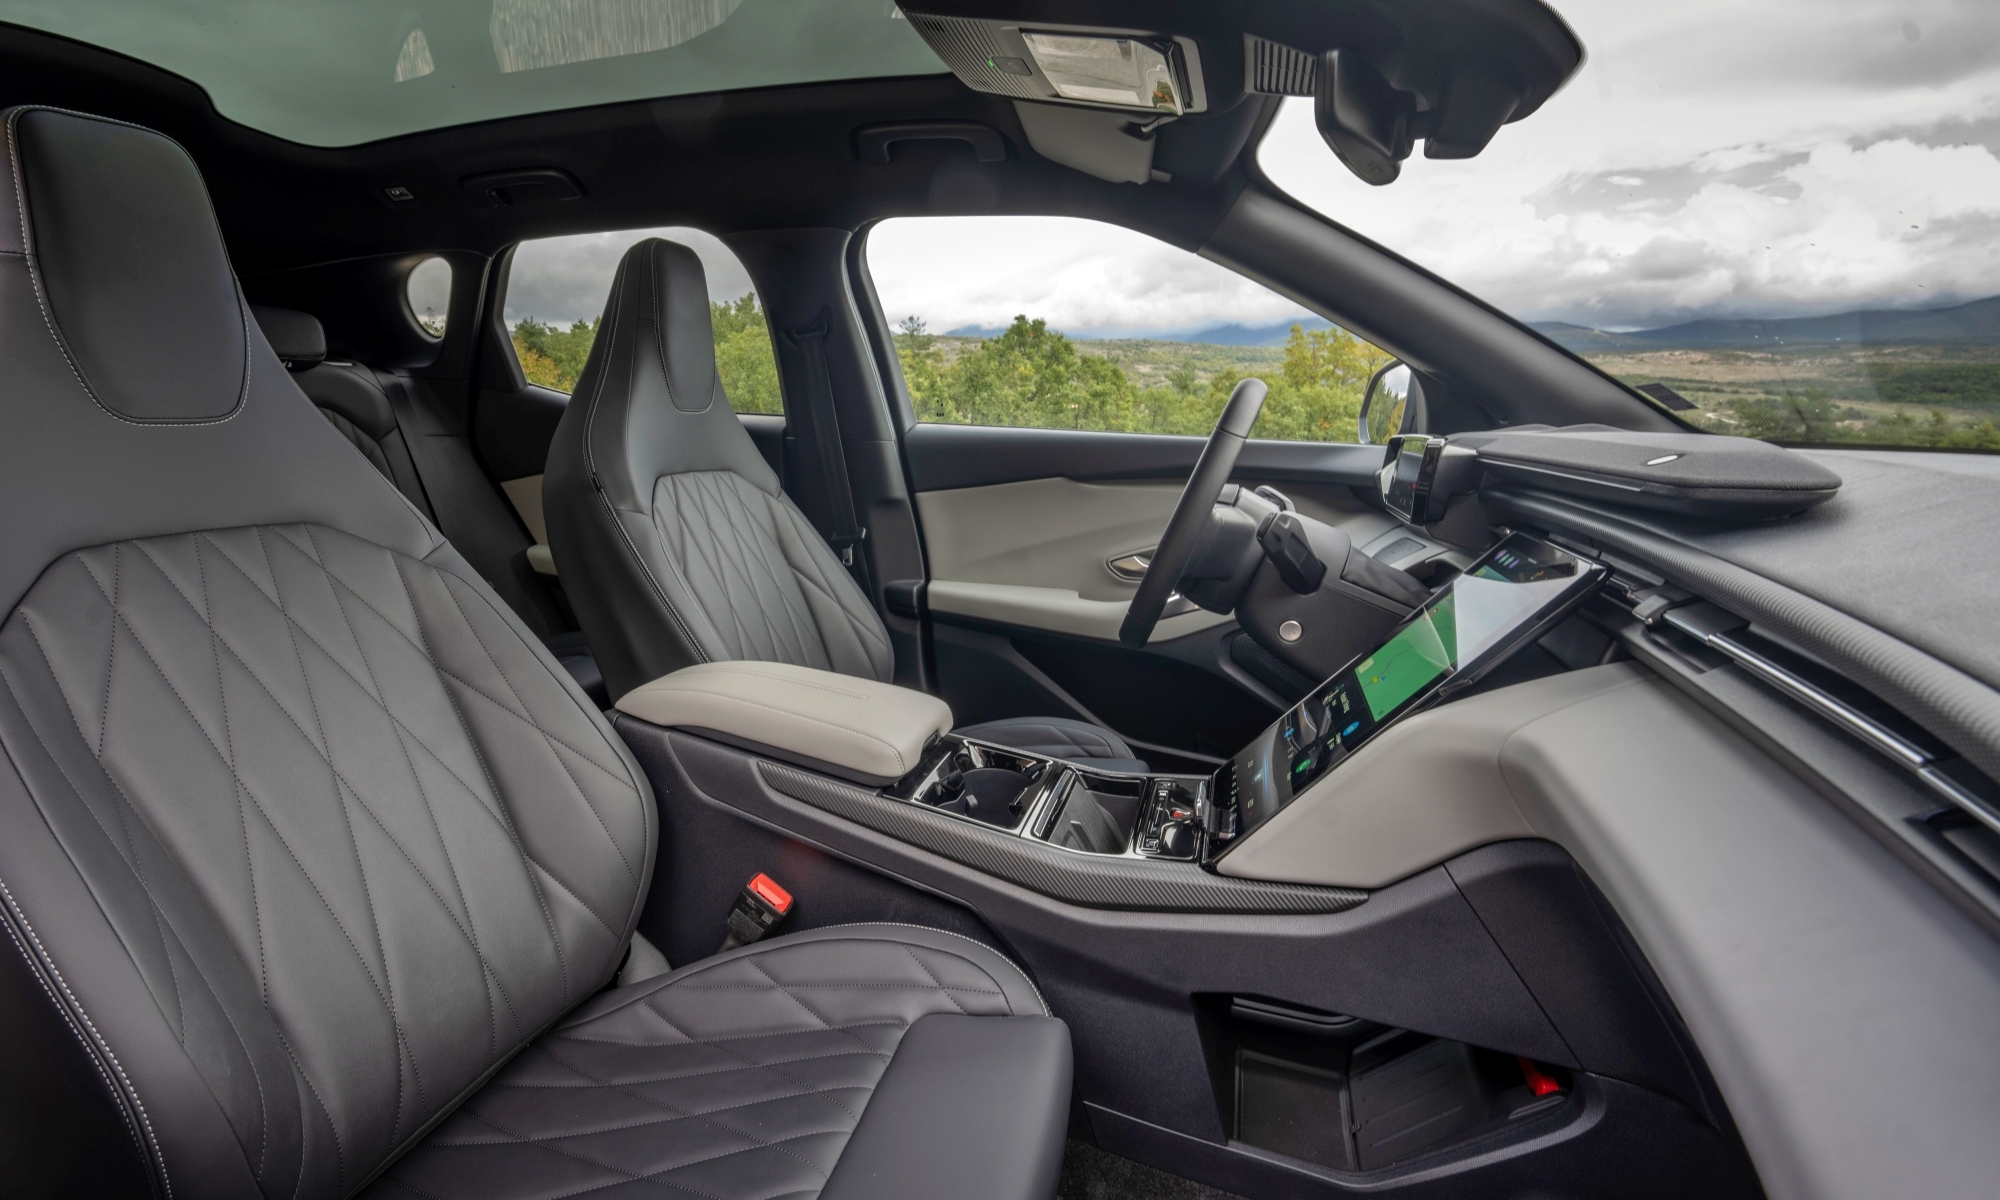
[545,239,893,703]
[0,109,654,1199]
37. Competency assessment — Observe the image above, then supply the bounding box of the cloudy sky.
[503,0,2000,336]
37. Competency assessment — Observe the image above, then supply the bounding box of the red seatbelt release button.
[721,873,794,952]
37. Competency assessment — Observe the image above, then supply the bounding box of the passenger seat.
[254,303,608,705]
[0,105,1070,1200]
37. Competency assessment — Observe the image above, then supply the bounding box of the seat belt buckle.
[829,527,867,566]
[719,873,793,953]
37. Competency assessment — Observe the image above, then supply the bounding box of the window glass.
[866,216,1389,440]
[1257,0,2000,452]
[503,228,782,414]
[405,256,451,337]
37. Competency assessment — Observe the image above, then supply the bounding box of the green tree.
[510,295,782,414]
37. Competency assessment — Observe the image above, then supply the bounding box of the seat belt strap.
[782,310,869,575]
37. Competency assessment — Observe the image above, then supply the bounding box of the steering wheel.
[1119,378,1269,648]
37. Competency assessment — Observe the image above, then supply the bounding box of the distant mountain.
[941,316,1333,345]
[1173,316,1332,347]
[1533,295,2000,354]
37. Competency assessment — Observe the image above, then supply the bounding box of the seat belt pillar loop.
[783,310,871,585]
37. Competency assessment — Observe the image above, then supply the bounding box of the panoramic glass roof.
[0,0,948,146]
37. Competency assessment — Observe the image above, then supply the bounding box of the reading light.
[1020,32,1184,114]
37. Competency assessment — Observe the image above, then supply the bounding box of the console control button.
[1158,822,1195,858]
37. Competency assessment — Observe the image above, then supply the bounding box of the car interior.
[1,2,1997,1199]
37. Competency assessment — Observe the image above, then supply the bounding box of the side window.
[406,256,451,337]
[502,228,782,414]
[866,216,1390,441]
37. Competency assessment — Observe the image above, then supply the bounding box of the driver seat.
[545,240,1147,772]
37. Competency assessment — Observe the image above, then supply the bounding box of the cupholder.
[935,767,1035,827]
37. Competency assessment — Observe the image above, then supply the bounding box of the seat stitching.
[717,477,827,666]
[253,528,422,1140]
[180,536,522,825]
[703,477,817,665]
[387,555,573,1003]
[664,981,1003,994]
[215,532,632,792]
[0,640,278,1181]
[72,574,413,1061]
[433,575,638,888]
[0,867,172,1200]
[898,946,967,1014]
[582,274,714,666]
[568,932,1031,1022]
[302,526,512,1055]
[499,1045,879,1130]
[490,1045,890,1089]
[6,107,250,427]
[460,1108,724,1200]
[772,499,893,660]
[133,538,567,999]
[555,1018,912,1047]
[737,958,892,1061]
[505,1042,842,1185]
[568,1001,868,1123]
[658,476,760,661]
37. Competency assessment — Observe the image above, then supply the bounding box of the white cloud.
[504,226,756,326]
[864,215,1311,336]
[1257,0,2000,328]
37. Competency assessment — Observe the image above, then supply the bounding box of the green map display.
[1356,593,1459,721]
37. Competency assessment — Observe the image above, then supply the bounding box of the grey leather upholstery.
[544,240,1144,768]
[545,240,893,702]
[0,107,1069,1200]
[369,925,1068,1200]
[252,306,436,522]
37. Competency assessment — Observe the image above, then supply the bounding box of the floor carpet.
[1056,1139,1253,1200]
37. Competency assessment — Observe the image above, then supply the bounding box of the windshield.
[0,0,945,146]
[1259,0,2000,453]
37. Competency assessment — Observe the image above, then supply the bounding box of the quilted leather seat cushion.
[0,522,652,1198]
[368,925,1070,1200]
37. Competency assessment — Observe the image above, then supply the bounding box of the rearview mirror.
[1360,361,1416,444]
[1315,49,1414,186]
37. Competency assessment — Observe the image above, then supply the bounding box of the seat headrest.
[1,107,248,423]
[251,305,328,370]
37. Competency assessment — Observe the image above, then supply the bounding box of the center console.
[868,530,1603,871]
[885,736,1212,860]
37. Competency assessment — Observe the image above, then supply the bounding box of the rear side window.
[406,256,451,337]
[503,229,781,414]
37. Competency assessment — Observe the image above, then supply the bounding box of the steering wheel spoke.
[1119,378,1269,648]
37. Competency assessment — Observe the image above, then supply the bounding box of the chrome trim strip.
[1662,607,2000,834]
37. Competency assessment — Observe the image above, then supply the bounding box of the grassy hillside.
[1583,344,2000,450]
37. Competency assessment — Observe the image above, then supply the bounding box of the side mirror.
[1360,361,1418,444]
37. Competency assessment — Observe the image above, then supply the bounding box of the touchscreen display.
[1220,534,1600,839]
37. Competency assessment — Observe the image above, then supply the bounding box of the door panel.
[905,423,1398,763]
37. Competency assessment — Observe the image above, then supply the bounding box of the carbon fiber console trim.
[754,758,1365,915]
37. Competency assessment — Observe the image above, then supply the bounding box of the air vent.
[1246,35,1315,96]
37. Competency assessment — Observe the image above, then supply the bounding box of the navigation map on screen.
[1356,592,1457,721]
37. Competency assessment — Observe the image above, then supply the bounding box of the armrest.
[615,661,953,786]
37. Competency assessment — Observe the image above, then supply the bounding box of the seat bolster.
[0,757,265,1200]
[819,1013,1071,1200]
